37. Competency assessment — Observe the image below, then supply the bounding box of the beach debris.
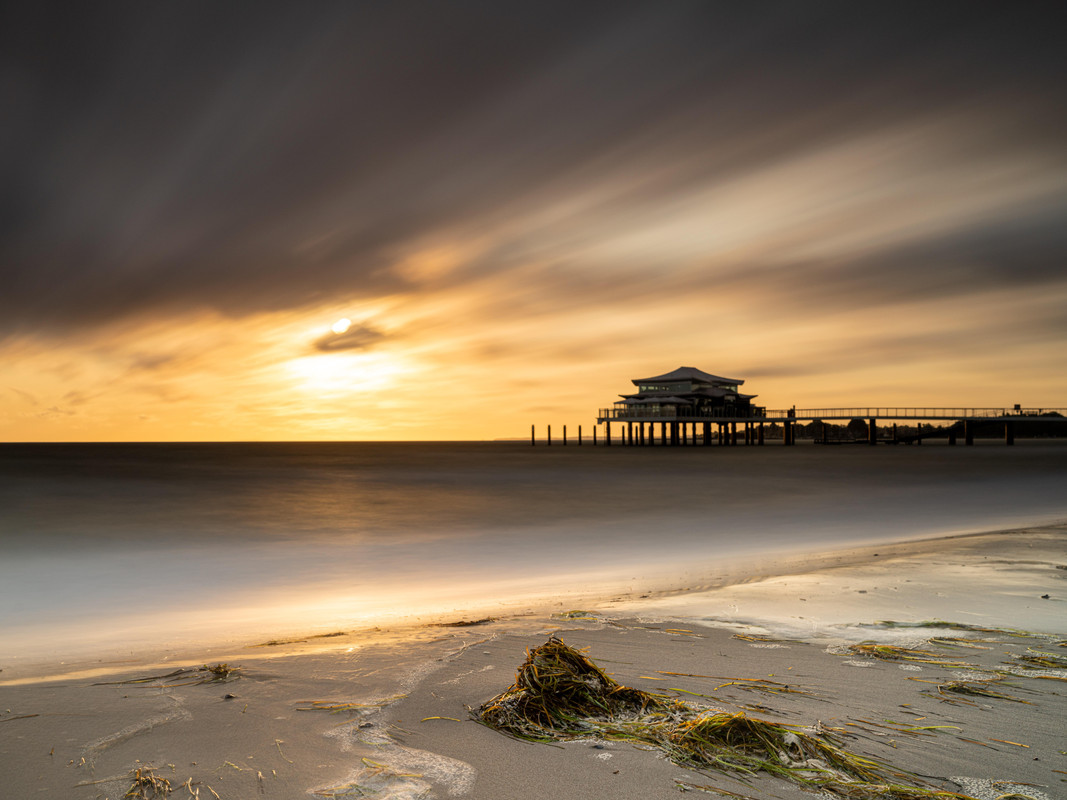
[1009,650,1067,669]
[296,695,406,714]
[252,631,347,647]
[844,643,971,668]
[870,621,1032,638]
[475,637,984,799]
[931,680,1027,704]
[0,713,40,722]
[555,610,599,619]
[122,765,171,799]
[432,617,495,627]
[94,664,241,687]
[655,671,814,698]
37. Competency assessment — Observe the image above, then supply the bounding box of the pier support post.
[964,420,974,446]
[593,426,598,446]
[1005,421,1014,445]
[703,421,711,446]
[660,422,667,446]
[547,425,552,446]
[758,422,765,445]
[563,425,567,446]
[578,425,582,446]
[531,424,535,446]
[869,418,877,446]
[731,422,738,446]
[670,422,679,446]
[627,422,633,446]
[605,421,611,446]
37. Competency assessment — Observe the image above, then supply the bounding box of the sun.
[331,318,352,334]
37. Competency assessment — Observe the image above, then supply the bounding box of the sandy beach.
[1,524,1064,800]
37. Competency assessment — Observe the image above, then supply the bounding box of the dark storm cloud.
[2,1,1065,339]
[313,324,385,353]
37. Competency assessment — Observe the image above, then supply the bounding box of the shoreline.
[3,521,1064,687]
[1,524,1064,799]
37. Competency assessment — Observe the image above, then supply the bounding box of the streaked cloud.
[1,2,1065,439]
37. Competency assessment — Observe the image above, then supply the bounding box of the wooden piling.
[563,425,567,446]
[605,421,611,446]
[547,425,552,446]
[531,424,535,446]
[758,422,764,445]
[578,425,583,446]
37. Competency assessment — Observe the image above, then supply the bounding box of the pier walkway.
[529,407,1067,447]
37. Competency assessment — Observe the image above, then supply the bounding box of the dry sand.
[1,526,1065,800]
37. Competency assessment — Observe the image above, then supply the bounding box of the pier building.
[578,366,1067,447]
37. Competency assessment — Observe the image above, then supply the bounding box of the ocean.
[2,441,1066,669]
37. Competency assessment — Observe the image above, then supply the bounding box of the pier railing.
[599,407,1066,422]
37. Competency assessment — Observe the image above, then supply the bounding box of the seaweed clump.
[476,638,980,799]
[123,766,171,799]
[478,636,683,740]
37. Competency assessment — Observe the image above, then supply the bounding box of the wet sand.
[1,525,1064,800]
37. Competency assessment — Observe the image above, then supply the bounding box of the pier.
[587,406,1067,447]
[531,367,1066,446]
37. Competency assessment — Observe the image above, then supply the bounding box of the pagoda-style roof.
[633,366,744,386]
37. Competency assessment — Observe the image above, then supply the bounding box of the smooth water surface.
[2,441,1066,666]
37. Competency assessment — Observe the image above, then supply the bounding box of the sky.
[2,1,1066,441]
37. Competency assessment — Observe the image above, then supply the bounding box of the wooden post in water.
[578,425,583,446]
[531,424,535,446]
[563,425,567,446]
[605,421,611,446]
[627,422,633,445]
[758,421,765,445]
[703,421,711,446]
[547,425,552,446]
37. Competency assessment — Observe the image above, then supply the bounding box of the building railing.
[599,407,765,420]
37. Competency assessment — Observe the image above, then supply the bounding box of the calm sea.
[2,441,1066,666]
